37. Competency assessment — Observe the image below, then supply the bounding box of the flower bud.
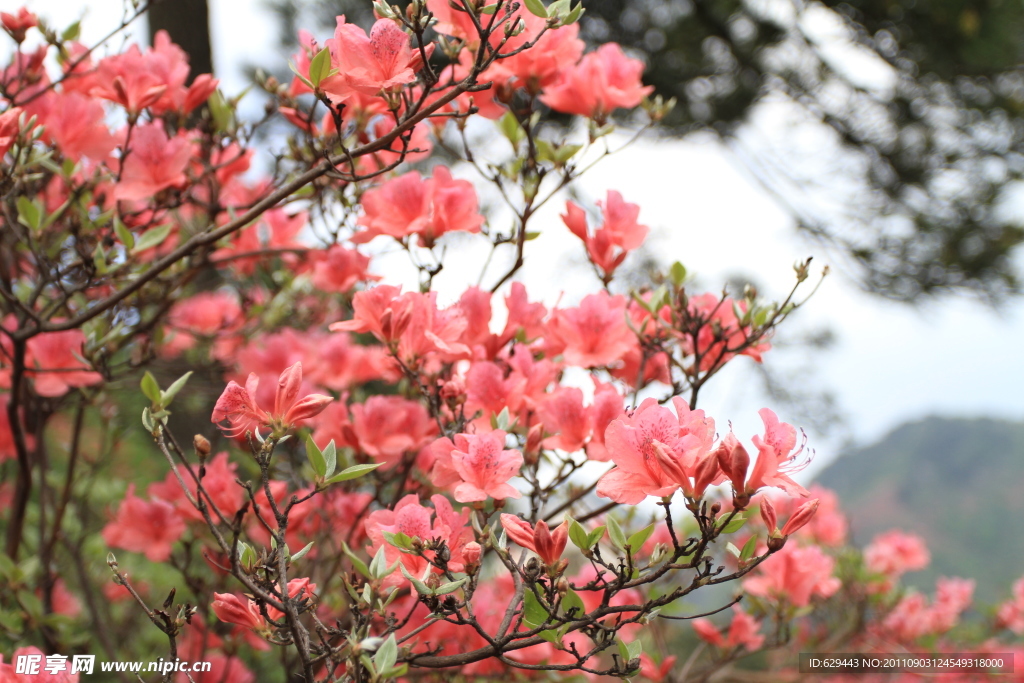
[193,434,212,459]
[463,541,482,575]
[780,498,819,537]
[524,423,543,464]
[766,534,787,552]
[440,376,467,408]
[759,498,777,534]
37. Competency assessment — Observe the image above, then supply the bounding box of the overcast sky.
[15,0,1024,477]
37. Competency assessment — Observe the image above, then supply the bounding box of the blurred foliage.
[266,0,1024,302]
[817,416,1024,604]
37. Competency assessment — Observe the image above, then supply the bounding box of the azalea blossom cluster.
[1,4,1018,683]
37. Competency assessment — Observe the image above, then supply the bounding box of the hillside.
[815,416,1024,604]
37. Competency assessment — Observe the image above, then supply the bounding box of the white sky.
[13,0,1024,476]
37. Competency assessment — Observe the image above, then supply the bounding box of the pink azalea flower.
[211,362,333,437]
[1,8,38,42]
[595,397,719,504]
[102,484,186,562]
[996,577,1024,634]
[162,290,242,357]
[354,167,484,246]
[500,514,568,565]
[685,293,771,371]
[479,14,584,95]
[0,646,79,682]
[864,530,930,577]
[546,291,636,368]
[757,485,848,546]
[320,16,427,100]
[265,578,317,621]
[691,606,764,651]
[311,244,379,292]
[542,43,653,121]
[24,329,103,397]
[90,50,167,114]
[585,381,627,461]
[537,387,591,453]
[562,190,648,279]
[330,286,471,363]
[113,122,193,201]
[743,543,840,608]
[348,395,438,468]
[37,92,117,161]
[880,578,973,642]
[717,408,810,504]
[148,452,243,522]
[365,493,473,587]
[448,431,523,502]
[0,106,23,158]
[211,593,267,631]
[638,654,677,683]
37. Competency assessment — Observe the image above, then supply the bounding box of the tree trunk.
[147,0,213,80]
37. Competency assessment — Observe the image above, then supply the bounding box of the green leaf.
[564,3,584,23]
[140,372,161,404]
[587,526,606,547]
[524,231,541,240]
[141,407,155,432]
[18,591,44,621]
[382,531,415,550]
[113,216,134,250]
[0,553,17,580]
[374,634,398,674]
[342,541,369,578]
[552,143,582,165]
[322,440,337,478]
[495,406,511,431]
[568,519,590,550]
[434,577,468,595]
[369,545,389,579]
[92,244,108,274]
[306,435,327,479]
[627,523,656,551]
[498,111,525,147]
[160,371,192,407]
[381,664,408,678]
[535,138,555,163]
[326,463,382,484]
[290,541,314,562]
[522,590,549,627]
[561,589,585,619]
[288,61,315,90]
[537,628,562,645]
[523,0,548,18]
[720,515,748,534]
[617,638,642,661]
[548,0,570,17]
[399,564,432,594]
[739,534,758,562]
[208,90,232,132]
[239,541,256,569]
[131,223,173,253]
[669,261,687,286]
[307,48,333,88]
[16,197,41,231]
[725,542,741,558]
[61,20,81,41]
[606,516,627,551]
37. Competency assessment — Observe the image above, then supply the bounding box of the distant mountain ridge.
[815,416,1024,603]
